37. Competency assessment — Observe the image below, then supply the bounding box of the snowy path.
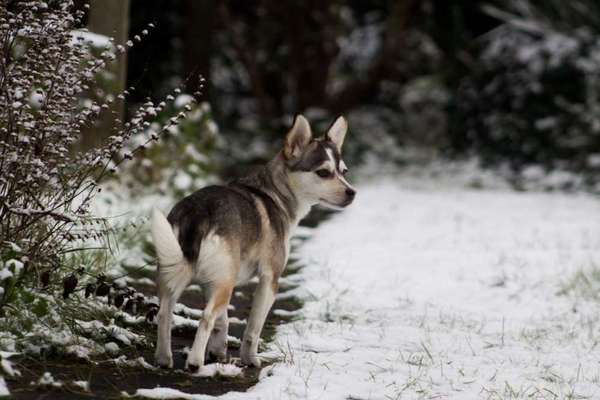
[139,178,600,399]
[245,179,600,400]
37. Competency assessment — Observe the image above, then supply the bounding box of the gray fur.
[153,115,356,370]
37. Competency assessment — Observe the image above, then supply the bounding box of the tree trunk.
[182,0,214,97]
[84,0,130,149]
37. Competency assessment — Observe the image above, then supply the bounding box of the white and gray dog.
[151,115,356,371]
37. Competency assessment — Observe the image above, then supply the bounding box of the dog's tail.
[151,207,193,294]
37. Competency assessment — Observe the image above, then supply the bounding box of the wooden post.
[84,0,130,149]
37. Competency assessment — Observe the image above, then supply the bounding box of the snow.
[70,30,112,48]
[0,376,9,397]
[66,345,92,359]
[217,176,600,399]
[105,342,120,354]
[0,270,12,281]
[4,259,23,275]
[36,371,62,387]
[0,358,20,378]
[72,380,90,391]
[174,94,195,108]
[113,355,156,370]
[195,363,243,378]
[134,366,242,399]
[135,387,213,399]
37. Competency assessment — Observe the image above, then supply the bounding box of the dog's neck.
[235,153,315,230]
[264,153,315,227]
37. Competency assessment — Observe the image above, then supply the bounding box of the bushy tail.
[151,207,192,294]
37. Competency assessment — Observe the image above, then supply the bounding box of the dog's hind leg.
[186,280,233,372]
[155,275,189,368]
[240,272,278,368]
[151,208,193,368]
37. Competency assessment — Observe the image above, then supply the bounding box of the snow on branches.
[0,1,203,301]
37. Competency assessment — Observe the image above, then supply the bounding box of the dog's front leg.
[241,273,278,367]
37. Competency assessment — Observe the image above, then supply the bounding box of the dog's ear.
[284,115,312,160]
[326,116,347,152]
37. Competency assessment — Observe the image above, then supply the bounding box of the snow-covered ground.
[132,170,600,400]
[205,175,598,400]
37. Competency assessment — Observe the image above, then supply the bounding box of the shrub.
[452,1,600,171]
[0,2,202,314]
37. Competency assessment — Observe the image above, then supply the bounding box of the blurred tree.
[183,0,215,95]
[451,0,600,170]
[86,0,130,148]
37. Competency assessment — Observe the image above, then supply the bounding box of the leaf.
[96,282,110,297]
[145,307,158,323]
[21,290,35,304]
[114,293,126,308]
[32,298,48,318]
[62,274,78,299]
[85,283,96,298]
[40,270,50,288]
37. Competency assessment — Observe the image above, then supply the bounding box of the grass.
[558,264,600,301]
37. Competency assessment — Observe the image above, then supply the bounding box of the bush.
[452,1,600,170]
[0,2,202,318]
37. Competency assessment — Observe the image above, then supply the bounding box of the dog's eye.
[341,168,349,176]
[315,169,332,178]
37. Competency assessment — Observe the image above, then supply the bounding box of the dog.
[151,115,356,371]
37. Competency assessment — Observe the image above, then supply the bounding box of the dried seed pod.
[40,271,50,288]
[145,307,158,323]
[114,292,126,308]
[85,283,96,298]
[123,298,137,315]
[62,274,78,299]
[96,282,110,297]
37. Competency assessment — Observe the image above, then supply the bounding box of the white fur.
[153,114,356,370]
[193,232,232,284]
[151,208,193,294]
[324,147,336,168]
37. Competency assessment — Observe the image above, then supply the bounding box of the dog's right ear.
[283,115,312,160]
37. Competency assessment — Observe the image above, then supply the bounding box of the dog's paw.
[207,332,228,363]
[240,347,261,368]
[186,362,200,373]
[185,352,205,373]
[207,347,228,363]
[155,352,173,369]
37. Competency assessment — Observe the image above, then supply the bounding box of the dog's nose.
[346,188,356,198]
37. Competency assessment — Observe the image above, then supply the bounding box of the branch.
[5,205,75,223]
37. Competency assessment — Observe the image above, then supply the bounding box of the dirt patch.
[2,211,334,399]
[5,276,303,399]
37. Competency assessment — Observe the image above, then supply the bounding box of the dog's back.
[167,185,262,265]
[151,115,356,370]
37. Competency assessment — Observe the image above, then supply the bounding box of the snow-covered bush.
[0,2,201,316]
[118,95,221,198]
[453,1,600,171]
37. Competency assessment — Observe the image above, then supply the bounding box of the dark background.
[84,0,600,178]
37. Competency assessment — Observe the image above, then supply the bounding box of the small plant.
[558,265,600,301]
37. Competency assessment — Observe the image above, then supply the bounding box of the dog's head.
[282,115,356,209]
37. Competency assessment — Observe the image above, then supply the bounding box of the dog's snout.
[345,188,356,198]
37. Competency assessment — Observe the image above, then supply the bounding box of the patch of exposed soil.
[6,274,302,399]
[3,210,333,400]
